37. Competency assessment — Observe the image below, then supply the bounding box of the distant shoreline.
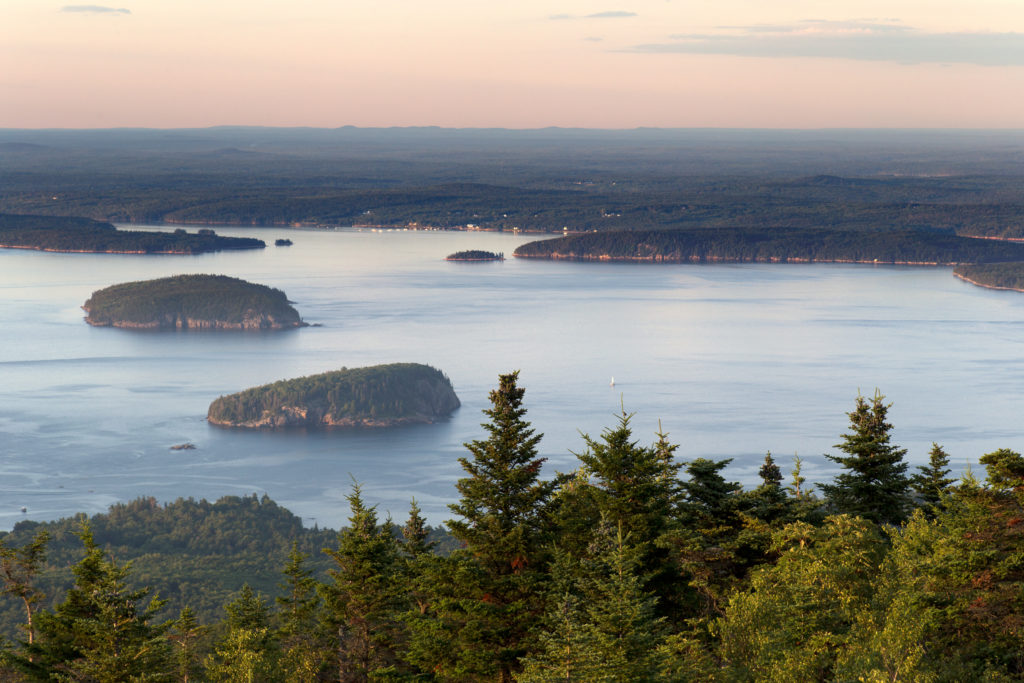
[952,271,1024,293]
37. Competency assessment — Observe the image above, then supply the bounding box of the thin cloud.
[550,11,637,20]
[61,5,131,14]
[631,21,1024,66]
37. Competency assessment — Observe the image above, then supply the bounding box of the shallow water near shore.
[3,225,1024,530]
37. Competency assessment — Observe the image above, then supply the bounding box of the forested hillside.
[4,128,1024,236]
[2,375,1022,681]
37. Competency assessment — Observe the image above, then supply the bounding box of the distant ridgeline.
[953,262,1024,292]
[445,250,504,261]
[514,227,1024,265]
[0,213,264,254]
[208,362,460,428]
[83,274,304,330]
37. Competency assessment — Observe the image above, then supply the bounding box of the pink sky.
[2,0,1023,128]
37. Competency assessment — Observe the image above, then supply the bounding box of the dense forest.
[0,214,265,254]
[82,275,305,329]
[445,250,504,261]
[513,226,1024,264]
[207,363,461,428]
[4,128,1024,236]
[2,373,1023,680]
[953,261,1024,292]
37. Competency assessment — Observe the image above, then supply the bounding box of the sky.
[2,0,1023,129]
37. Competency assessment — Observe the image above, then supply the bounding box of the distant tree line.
[2,375,1022,680]
[514,227,1024,264]
[0,214,264,254]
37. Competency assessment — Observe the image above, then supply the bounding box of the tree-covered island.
[445,250,504,261]
[207,362,460,428]
[83,274,305,329]
[0,214,264,254]
[514,227,1024,265]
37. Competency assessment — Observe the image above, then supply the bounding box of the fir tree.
[911,443,956,510]
[572,410,681,548]
[11,523,173,681]
[446,371,556,683]
[206,584,279,682]
[401,498,437,559]
[0,529,49,648]
[321,484,406,682]
[518,519,665,683]
[820,391,911,526]
[558,411,683,621]
[168,607,205,683]
[276,544,325,681]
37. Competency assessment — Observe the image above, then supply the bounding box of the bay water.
[2,226,1024,530]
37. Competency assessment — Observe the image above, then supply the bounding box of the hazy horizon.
[3,1,1023,130]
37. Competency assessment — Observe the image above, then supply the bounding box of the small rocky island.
[207,363,460,428]
[446,250,504,261]
[83,274,305,329]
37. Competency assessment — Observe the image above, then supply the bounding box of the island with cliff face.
[0,213,265,254]
[83,274,305,329]
[207,363,460,429]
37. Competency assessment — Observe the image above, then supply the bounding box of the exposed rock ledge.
[84,312,306,330]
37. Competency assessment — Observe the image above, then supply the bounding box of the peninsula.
[446,250,504,261]
[83,275,305,329]
[513,227,1024,265]
[953,262,1024,293]
[207,363,460,428]
[0,214,264,254]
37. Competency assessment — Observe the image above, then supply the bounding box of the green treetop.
[820,392,911,526]
[446,371,556,683]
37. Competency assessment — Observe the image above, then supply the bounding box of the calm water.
[3,226,1024,530]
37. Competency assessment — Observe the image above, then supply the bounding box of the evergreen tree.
[820,391,911,526]
[401,498,436,560]
[11,523,173,681]
[168,607,205,683]
[0,529,49,647]
[911,442,956,510]
[572,411,681,548]
[206,584,279,682]
[741,453,794,524]
[445,371,556,682]
[555,412,683,621]
[517,520,665,683]
[321,484,406,682]
[670,458,744,619]
[276,544,325,681]
[979,447,1024,492]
